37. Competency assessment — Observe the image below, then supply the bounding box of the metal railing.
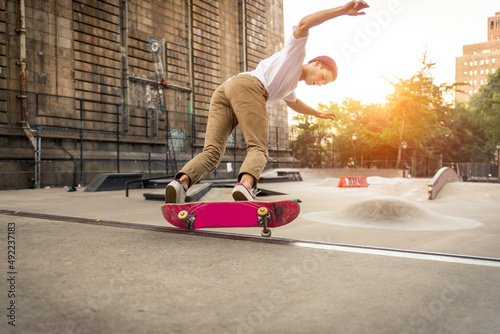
[0,88,291,189]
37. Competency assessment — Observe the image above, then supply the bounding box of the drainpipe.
[17,0,41,188]
[121,0,130,132]
[241,0,247,72]
[186,0,194,157]
[17,0,33,145]
[17,0,28,127]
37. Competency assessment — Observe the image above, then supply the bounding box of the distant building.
[455,11,500,104]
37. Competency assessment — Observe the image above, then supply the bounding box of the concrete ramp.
[433,182,500,204]
[84,173,143,192]
[303,196,482,231]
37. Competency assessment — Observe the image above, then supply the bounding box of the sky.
[283,0,500,107]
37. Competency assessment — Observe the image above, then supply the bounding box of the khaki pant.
[176,74,269,188]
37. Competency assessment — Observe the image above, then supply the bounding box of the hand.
[315,111,336,120]
[343,0,370,16]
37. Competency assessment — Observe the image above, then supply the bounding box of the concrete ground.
[1,169,499,334]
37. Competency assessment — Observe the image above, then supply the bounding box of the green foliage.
[290,52,499,167]
[467,69,500,160]
[290,104,338,167]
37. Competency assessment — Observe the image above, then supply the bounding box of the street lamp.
[352,133,357,169]
[331,134,335,168]
[402,141,407,177]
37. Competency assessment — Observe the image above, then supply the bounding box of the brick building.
[455,11,500,104]
[0,0,292,189]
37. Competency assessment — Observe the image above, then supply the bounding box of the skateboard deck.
[161,200,300,237]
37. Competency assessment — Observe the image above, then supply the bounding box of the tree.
[290,103,338,167]
[467,69,500,161]
[384,52,453,168]
[439,103,488,162]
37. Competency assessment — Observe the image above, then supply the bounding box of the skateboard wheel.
[178,210,189,221]
[261,229,272,237]
[257,207,269,217]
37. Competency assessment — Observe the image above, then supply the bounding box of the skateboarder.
[166,0,370,203]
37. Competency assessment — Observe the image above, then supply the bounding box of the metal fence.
[1,89,203,188]
[0,88,291,189]
[445,162,499,180]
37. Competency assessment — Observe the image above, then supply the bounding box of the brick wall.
[0,0,290,189]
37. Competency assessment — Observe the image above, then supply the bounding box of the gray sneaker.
[232,183,256,201]
[165,180,186,204]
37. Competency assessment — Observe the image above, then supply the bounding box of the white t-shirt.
[248,28,308,107]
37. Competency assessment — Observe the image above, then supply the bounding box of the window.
[480,80,484,85]
[486,69,489,74]
[493,68,496,73]
[491,21,495,29]
[474,70,477,76]
[492,58,496,64]
[470,61,473,66]
[486,59,489,65]
[480,60,484,65]
[470,71,473,76]
[474,60,477,66]
[480,69,484,75]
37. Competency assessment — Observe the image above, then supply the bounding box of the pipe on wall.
[18,0,41,187]
[121,0,130,132]
[17,0,27,126]
[241,0,247,72]
[186,0,195,157]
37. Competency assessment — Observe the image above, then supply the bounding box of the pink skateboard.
[161,200,300,237]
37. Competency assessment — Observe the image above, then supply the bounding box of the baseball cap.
[308,56,338,81]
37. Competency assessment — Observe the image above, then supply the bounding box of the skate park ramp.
[303,196,482,231]
[432,181,500,203]
[300,176,491,231]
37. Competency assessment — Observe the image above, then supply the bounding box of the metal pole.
[116,104,120,173]
[80,99,84,185]
[234,129,237,178]
[35,132,41,189]
[332,136,335,168]
[497,145,500,180]
[148,152,152,178]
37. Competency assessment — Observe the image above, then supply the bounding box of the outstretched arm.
[286,99,336,120]
[294,0,370,39]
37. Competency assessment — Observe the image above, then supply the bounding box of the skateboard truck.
[257,207,272,237]
[178,210,196,230]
